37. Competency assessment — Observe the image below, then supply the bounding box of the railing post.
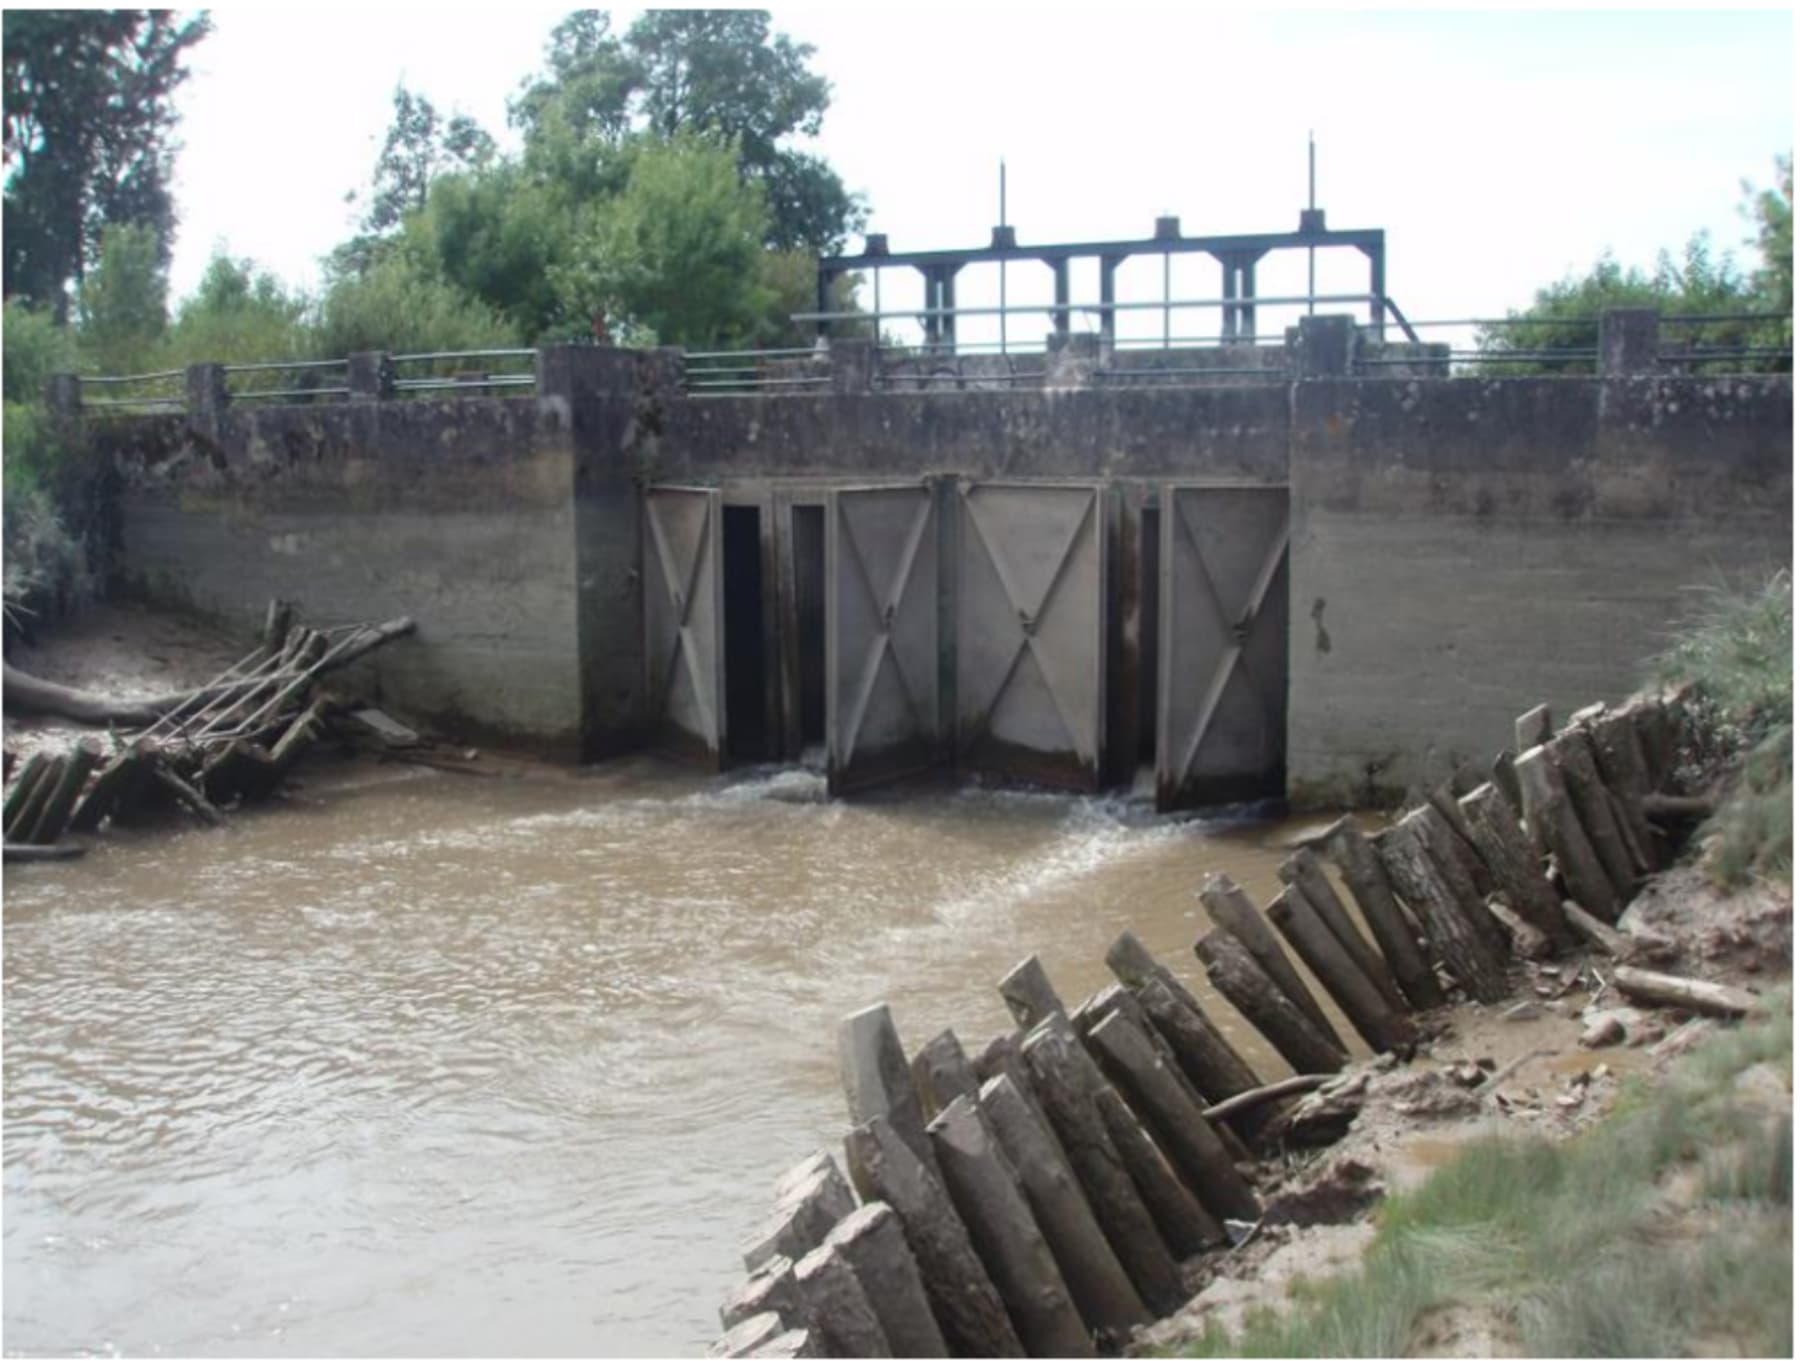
[1599,309,1660,376]
[1292,315,1356,380]
[186,363,229,418]
[45,373,82,418]
[348,351,394,401]
[829,338,878,394]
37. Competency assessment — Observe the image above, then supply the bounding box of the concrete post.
[828,339,878,394]
[1600,308,1660,376]
[1292,315,1356,380]
[186,363,229,418]
[347,352,394,400]
[45,373,82,418]
[538,344,657,761]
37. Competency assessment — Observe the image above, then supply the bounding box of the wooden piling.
[1018,1021,1185,1313]
[1194,927,1348,1075]
[792,1240,894,1359]
[721,1256,806,1333]
[910,1029,981,1123]
[1086,1010,1259,1222]
[1198,873,1340,1043]
[1319,817,1444,1011]
[1376,810,1511,1003]
[8,755,64,845]
[1515,703,1553,754]
[977,1073,1149,1341]
[1457,782,1570,945]
[822,1203,948,1359]
[1072,983,1212,1121]
[1550,730,1646,895]
[1277,848,1409,1011]
[1491,748,1526,822]
[843,1115,1025,1358]
[1130,977,1270,1135]
[1516,744,1620,921]
[67,748,150,833]
[2,753,51,840]
[928,1096,1095,1358]
[742,1151,859,1274]
[1093,1083,1222,1258]
[998,955,1067,1030]
[1267,884,1415,1053]
[839,1004,938,1174]
[1586,709,1660,868]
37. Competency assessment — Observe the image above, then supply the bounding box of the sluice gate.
[643,476,1291,810]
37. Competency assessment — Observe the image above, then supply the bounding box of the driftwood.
[1612,966,1761,1019]
[1562,899,1634,960]
[1485,896,1554,960]
[1201,1074,1330,1123]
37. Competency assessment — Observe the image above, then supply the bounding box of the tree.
[164,252,313,367]
[3,10,211,315]
[511,9,866,253]
[315,249,521,358]
[358,85,497,236]
[1744,152,1792,317]
[552,132,774,347]
[75,222,167,374]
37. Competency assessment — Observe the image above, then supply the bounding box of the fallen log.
[1561,899,1633,960]
[1201,1074,1331,1124]
[3,663,165,726]
[4,841,88,863]
[1612,966,1761,1019]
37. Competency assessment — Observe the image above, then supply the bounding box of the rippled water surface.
[4,756,1306,1356]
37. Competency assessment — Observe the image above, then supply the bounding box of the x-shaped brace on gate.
[1170,497,1289,782]
[646,497,720,746]
[835,493,933,768]
[959,486,1097,761]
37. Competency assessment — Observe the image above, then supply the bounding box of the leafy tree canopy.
[358,84,497,236]
[511,9,865,253]
[3,10,211,314]
[75,221,168,373]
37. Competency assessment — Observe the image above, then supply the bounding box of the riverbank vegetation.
[1174,990,1792,1358]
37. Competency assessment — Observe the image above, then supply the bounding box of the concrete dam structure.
[79,313,1792,808]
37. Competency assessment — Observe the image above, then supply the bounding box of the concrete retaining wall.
[88,337,1791,803]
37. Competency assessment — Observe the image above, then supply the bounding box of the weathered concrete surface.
[1287,375,1791,805]
[98,395,583,751]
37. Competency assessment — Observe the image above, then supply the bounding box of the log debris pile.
[711,686,1758,1358]
[3,602,415,860]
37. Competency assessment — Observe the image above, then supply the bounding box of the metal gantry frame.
[815,211,1391,352]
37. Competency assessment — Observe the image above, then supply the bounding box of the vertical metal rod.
[1308,131,1317,316]
[873,268,882,342]
[1163,251,1172,349]
[999,159,1008,355]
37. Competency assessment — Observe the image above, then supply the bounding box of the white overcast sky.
[165,5,1793,347]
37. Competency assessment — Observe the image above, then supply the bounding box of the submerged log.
[1321,817,1445,1012]
[977,1073,1148,1342]
[1198,873,1340,1043]
[1267,884,1414,1053]
[1194,927,1347,1074]
[843,1115,1024,1358]
[928,1096,1094,1358]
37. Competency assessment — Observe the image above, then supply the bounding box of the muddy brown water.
[4,756,1325,1357]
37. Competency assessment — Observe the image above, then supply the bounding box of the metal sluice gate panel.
[825,484,941,795]
[643,486,726,768]
[1156,484,1290,811]
[955,481,1107,791]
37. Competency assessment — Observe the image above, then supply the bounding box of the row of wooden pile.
[708,687,1708,1359]
[2,603,414,859]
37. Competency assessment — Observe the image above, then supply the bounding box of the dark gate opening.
[723,506,769,762]
[1138,505,1161,764]
[791,505,827,747]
